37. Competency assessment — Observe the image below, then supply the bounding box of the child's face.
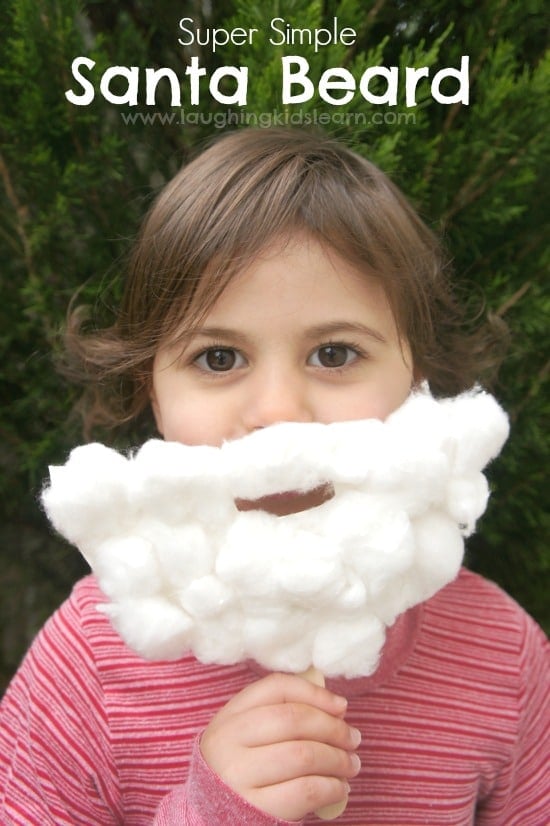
[151,235,414,446]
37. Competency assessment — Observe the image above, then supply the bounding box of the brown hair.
[63,127,504,435]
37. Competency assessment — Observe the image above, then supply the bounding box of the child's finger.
[225,700,361,751]
[221,672,348,717]
[248,774,351,822]
[240,739,361,788]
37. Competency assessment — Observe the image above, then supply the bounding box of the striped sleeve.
[153,737,300,826]
[0,582,285,826]
[477,607,550,824]
[0,589,123,824]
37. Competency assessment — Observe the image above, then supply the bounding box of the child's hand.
[200,672,361,821]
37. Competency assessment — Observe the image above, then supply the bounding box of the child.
[1,128,548,825]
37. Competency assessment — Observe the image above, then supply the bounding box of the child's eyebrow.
[177,326,249,346]
[176,321,387,347]
[304,321,388,344]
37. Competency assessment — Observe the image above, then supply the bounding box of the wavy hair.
[62,127,504,435]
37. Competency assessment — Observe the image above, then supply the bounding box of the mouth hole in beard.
[234,483,335,517]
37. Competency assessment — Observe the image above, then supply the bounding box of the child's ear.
[150,391,164,436]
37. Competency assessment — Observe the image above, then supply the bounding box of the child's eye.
[308,344,361,369]
[194,347,245,372]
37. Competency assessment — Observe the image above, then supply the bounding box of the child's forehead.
[168,233,397,341]
[229,230,346,268]
[220,231,379,289]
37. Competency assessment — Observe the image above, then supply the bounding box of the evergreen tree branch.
[512,359,549,417]
[495,281,532,316]
[441,137,538,222]
[342,0,388,67]
[423,0,511,184]
[461,188,547,279]
[0,151,35,279]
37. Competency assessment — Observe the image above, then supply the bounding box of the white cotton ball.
[191,612,247,665]
[133,439,221,484]
[326,399,449,506]
[143,522,216,587]
[323,418,385,484]
[320,490,379,540]
[219,513,341,607]
[343,506,415,600]
[446,473,490,536]
[386,389,448,452]
[218,514,339,608]
[178,576,234,618]
[223,421,329,498]
[42,443,131,546]
[332,573,368,612]
[216,512,280,599]
[442,390,509,474]
[411,510,464,599]
[101,597,194,660]
[274,531,342,601]
[370,568,439,626]
[243,611,316,674]
[313,617,386,678]
[369,457,449,517]
[131,439,234,525]
[264,649,313,674]
[374,404,450,500]
[389,478,446,519]
[91,536,160,600]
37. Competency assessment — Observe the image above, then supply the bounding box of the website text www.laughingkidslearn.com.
[119,108,417,129]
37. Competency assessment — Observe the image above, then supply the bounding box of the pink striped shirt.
[1,568,548,824]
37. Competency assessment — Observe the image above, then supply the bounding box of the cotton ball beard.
[41,387,509,678]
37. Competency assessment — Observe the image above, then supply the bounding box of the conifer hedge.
[1,0,548,690]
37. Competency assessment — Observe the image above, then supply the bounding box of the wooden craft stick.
[300,667,348,821]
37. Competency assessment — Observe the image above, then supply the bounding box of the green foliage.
[1,0,548,690]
